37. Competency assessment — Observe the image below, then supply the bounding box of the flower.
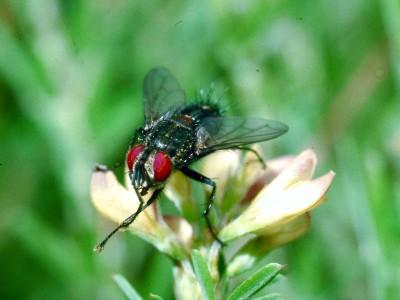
[90,148,334,258]
[91,148,335,299]
[90,165,189,259]
[218,149,335,244]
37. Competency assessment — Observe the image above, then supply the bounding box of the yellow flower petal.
[240,145,266,187]
[265,148,317,194]
[173,261,202,300]
[202,150,241,179]
[219,170,335,242]
[201,150,241,199]
[163,216,193,249]
[255,213,311,250]
[227,254,256,277]
[90,168,157,233]
[239,213,311,256]
[241,154,295,203]
[91,167,189,259]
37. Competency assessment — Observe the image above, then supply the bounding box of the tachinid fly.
[94,67,288,252]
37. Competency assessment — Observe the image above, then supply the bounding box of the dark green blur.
[0,1,399,299]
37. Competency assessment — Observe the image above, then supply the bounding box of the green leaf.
[149,293,165,300]
[112,274,143,300]
[191,249,216,300]
[253,293,286,300]
[227,263,283,300]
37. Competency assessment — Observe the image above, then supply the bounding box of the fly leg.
[180,166,224,246]
[237,146,266,169]
[94,188,162,253]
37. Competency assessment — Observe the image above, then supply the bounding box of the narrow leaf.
[253,293,285,300]
[113,274,143,300]
[149,293,165,300]
[191,250,216,300]
[227,263,283,300]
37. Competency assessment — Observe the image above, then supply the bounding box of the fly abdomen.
[178,103,222,121]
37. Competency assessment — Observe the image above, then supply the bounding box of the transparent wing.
[198,116,288,155]
[143,67,186,123]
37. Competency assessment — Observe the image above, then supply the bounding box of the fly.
[94,67,288,252]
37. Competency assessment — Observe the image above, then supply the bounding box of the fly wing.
[143,67,186,123]
[197,116,288,155]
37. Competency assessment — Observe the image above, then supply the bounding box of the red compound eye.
[127,145,144,170]
[153,152,172,181]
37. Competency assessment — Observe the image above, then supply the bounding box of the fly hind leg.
[180,166,224,246]
[237,146,266,169]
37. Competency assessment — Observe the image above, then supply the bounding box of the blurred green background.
[1,0,399,299]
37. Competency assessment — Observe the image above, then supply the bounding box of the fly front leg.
[180,166,224,246]
[94,188,162,253]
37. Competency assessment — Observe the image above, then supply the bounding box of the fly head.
[126,144,173,196]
